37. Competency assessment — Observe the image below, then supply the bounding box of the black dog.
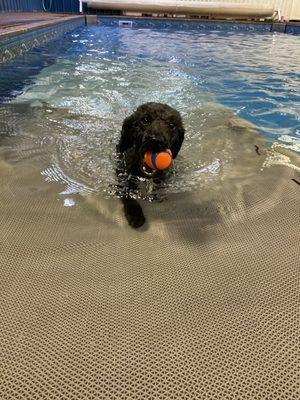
[116,102,185,228]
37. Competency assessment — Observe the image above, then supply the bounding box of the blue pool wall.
[98,16,272,32]
[97,16,300,34]
[0,16,84,64]
[285,24,300,34]
[0,0,79,13]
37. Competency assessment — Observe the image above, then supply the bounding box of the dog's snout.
[145,122,169,148]
[145,136,167,151]
[149,135,162,144]
[150,120,166,135]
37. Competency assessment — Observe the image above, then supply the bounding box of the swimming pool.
[1,25,299,197]
[0,23,299,400]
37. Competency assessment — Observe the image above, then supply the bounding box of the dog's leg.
[116,157,146,229]
[122,194,145,229]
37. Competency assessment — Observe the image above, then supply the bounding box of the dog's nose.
[149,136,162,144]
[148,137,167,151]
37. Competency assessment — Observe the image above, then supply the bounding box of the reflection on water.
[0,25,299,218]
[10,26,300,148]
[0,103,256,197]
[0,102,298,206]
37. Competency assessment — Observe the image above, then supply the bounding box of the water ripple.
[2,26,298,198]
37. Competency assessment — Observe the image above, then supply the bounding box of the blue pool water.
[0,25,299,197]
[1,26,300,144]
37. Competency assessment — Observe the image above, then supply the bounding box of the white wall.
[281,0,300,20]
[89,0,300,20]
[175,0,300,20]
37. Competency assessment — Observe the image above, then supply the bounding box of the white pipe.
[79,0,83,13]
[83,1,276,18]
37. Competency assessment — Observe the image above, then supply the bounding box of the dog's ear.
[171,125,185,159]
[117,115,135,153]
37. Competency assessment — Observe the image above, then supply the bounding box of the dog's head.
[119,103,185,176]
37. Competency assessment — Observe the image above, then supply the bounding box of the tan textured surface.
[0,13,81,39]
[0,164,299,399]
[0,103,299,399]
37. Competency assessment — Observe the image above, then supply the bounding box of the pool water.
[1,24,300,400]
[0,25,299,201]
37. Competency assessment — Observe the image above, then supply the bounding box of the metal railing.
[0,0,79,13]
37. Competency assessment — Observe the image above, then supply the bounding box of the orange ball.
[144,149,172,170]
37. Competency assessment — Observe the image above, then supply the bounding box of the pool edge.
[0,16,84,64]
[96,15,300,35]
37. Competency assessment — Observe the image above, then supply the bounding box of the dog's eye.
[142,117,149,124]
[169,123,175,129]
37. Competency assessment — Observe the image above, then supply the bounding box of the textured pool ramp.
[0,151,299,399]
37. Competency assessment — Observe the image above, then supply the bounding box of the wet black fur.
[116,102,185,228]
